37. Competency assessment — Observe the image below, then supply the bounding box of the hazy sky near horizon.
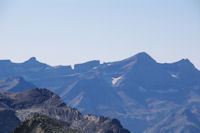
[0,0,200,68]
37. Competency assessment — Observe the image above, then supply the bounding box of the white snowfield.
[171,74,178,78]
[112,76,123,85]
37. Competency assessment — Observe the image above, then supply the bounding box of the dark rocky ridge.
[0,88,130,133]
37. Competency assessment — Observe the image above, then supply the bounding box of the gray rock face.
[0,88,130,133]
[12,114,80,133]
[0,52,200,132]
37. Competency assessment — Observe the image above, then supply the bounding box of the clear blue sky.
[0,0,200,68]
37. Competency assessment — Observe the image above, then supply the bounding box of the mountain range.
[0,52,200,133]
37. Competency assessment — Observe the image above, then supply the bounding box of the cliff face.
[0,88,130,133]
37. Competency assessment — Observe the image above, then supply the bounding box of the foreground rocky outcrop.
[0,88,130,133]
[13,114,80,133]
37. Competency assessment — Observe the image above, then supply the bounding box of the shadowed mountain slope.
[0,108,20,133]
[0,77,37,92]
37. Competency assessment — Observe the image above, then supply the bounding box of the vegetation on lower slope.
[12,114,81,133]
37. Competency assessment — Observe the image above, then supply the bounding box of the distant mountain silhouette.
[0,52,200,132]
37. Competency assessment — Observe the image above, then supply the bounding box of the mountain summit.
[130,52,155,61]
[27,57,37,62]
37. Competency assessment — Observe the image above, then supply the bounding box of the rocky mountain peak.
[132,52,156,63]
[22,57,48,69]
[118,52,156,69]
[27,57,37,62]
[24,57,42,65]
[177,58,195,68]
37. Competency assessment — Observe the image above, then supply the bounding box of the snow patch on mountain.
[171,74,178,78]
[93,67,98,69]
[112,76,123,86]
